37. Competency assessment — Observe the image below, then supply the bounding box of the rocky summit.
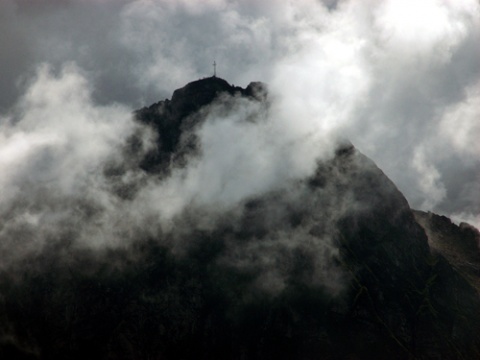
[0,77,479,360]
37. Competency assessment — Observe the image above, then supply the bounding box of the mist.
[1,0,478,231]
[0,0,478,278]
[1,2,480,358]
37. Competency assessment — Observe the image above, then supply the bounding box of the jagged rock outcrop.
[0,77,479,360]
[414,210,480,294]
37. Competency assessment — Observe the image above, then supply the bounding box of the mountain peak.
[1,77,480,359]
[170,76,236,119]
[134,77,266,172]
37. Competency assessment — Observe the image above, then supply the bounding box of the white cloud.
[374,0,470,60]
[11,63,135,192]
[1,0,480,233]
[440,80,480,157]
[411,145,447,209]
[0,62,151,259]
[450,212,480,231]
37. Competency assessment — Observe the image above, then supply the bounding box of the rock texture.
[414,210,480,295]
[0,77,479,359]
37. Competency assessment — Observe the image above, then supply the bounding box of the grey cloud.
[0,0,479,231]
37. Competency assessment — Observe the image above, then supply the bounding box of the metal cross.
[213,60,216,77]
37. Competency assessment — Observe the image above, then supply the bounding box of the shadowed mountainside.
[0,77,479,359]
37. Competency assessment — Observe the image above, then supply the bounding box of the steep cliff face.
[0,77,479,359]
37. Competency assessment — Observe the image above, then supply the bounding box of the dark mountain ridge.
[0,77,479,359]
[414,210,480,295]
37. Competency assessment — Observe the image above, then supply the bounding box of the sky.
[0,0,479,235]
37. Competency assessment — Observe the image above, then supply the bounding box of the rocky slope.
[414,211,480,295]
[0,77,479,359]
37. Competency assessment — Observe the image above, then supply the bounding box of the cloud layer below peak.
[0,0,479,229]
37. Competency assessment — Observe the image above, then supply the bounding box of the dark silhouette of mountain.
[0,77,479,359]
